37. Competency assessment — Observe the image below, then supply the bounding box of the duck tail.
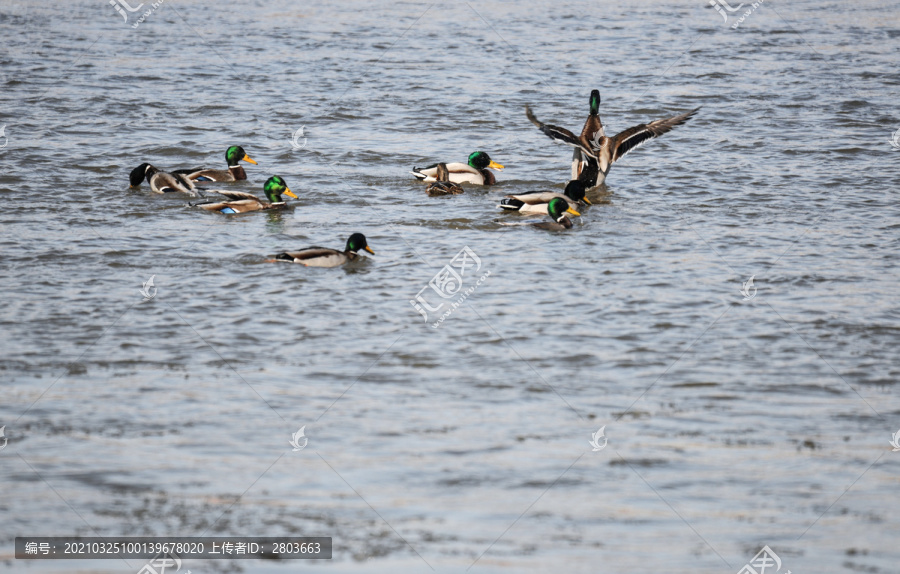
[498,198,524,210]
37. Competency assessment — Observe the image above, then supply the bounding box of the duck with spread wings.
[525,90,699,190]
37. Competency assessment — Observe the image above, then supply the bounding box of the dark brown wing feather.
[611,107,699,162]
[525,105,595,157]
[207,190,261,201]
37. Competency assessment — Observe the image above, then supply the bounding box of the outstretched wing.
[610,107,699,163]
[525,105,595,157]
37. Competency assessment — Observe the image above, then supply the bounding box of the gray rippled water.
[1,0,899,572]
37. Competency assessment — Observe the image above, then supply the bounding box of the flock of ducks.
[128,90,698,267]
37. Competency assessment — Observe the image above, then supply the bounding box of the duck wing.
[505,191,565,204]
[196,198,264,213]
[530,220,567,231]
[151,172,197,194]
[183,168,235,182]
[172,166,206,176]
[205,190,261,201]
[426,181,464,196]
[610,107,699,163]
[275,248,351,268]
[525,105,595,158]
[497,218,545,226]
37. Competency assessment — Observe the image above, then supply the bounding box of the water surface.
[1,0,899,572]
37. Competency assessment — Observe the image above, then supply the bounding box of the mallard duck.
[412,151,504,185]
[182,145,258,182]
[531,197,581,231]
[498,179,591,214]
[193,175,297,214]
[269,233,374,268]
[526,90,699,189]
[129,163,198,194]
[425,163,465,196]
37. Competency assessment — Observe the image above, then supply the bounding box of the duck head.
[346,233,375,255]
[263,175,298,202]
[563,180,591,205]
[129,163,158,186]
[468,151,504,171]
[589,89,601,115]
[547,197,580,223]
[226,145,257,168]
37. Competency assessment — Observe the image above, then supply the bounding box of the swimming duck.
[182,145,258,182]
[412,151,504,185]
[269,233,374,268]
[525,90,699,189]
[129,163,198,194]
[425,163,465,196]
[531,197,581,231]
[498,179,591,214]
[194,176,297,214]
